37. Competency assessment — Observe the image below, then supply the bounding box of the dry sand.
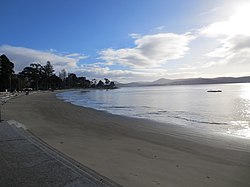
[3,91,250,187]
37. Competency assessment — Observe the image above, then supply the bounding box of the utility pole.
[18,77,20,91]
[9,74,12,92]
[0,100,2,122]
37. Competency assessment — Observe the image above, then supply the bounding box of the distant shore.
[3,91,250,187]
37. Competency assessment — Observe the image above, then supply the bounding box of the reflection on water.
[240,84,250,100]
[228,84,250,137]
[57,83,250,138]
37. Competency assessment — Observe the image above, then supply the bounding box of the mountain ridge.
[117,76,250,87]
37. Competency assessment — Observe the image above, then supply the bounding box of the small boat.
[207,90,222,92]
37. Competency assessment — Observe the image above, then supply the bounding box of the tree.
[1,54,117,91]
[0,54,14,91]
[43,61,54,89]
[43,61,54,77]
[109,81,116,89]
[78,76,90,88]
[50,74,62,89]
[96,80,104,88]
[104,78,110,85]
[66,73,78,88]
[17,72,28,91]
[30,63,43,90]
[84,79,91,88]
[19,64,43,90]
[19,62,57,90]
[91,79,97,88]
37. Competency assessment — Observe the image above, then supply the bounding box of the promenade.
[0,121,121,187]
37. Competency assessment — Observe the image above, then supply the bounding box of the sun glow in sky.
[201,3,250,37]
[1,0,250,82]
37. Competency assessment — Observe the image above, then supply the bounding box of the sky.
[1,0,250,82]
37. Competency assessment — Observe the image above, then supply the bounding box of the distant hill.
[116,81,151,87]
[151,78,173,85]
[118,76,250,87]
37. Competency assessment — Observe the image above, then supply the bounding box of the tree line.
[0,54,116,92]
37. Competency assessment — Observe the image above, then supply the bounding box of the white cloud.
[0,44,169,82]
[205,35,250,58]
[74,63,184,82]
[128,33,141,39]
[65,53,88,59]
[0,45,87,72]
[74,64,149,82]
[199,7,219,16]
[206,35,250,66]
[197,3,250,77]
[100,32,194,68]
[180,34,250,78]
[152,26,165,32]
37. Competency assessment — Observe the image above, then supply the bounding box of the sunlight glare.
[205,3,250,37]
[228,3,250,36]
[240,84,250,100]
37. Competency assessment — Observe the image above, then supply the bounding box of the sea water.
[57,83,250,138]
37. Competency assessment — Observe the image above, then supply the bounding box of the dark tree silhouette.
[66,73,78,88]
[104,78,110,85]
[97,80,104,88]
[18,61,57,90]
[50,74,62,89]
[19,64,43,90]
[43,61,54,89]
[1,54,117,91]
[109,81,116,89]
[30,63,43,90]
[91,79,97,88]
[0,54,14,91]
[78,77,90,88]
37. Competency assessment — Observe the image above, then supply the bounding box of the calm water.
[57,83,250,138]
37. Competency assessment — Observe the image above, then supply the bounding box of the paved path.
[0,121,121,187]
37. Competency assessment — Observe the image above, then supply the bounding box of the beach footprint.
[152,180,161,186]
[129,172,138,177]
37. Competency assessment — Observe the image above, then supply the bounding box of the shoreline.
[56,87,250,141]
[3,91,250,186]
[56,90,250,151]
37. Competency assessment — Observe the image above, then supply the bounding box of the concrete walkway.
[0,121,121,187]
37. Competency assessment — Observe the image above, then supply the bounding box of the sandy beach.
[2,91,250,187]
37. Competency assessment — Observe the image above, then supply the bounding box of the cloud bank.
[0,45,87,72]
[100,33,194,68]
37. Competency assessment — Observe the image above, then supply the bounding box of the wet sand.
[3,91,250,187]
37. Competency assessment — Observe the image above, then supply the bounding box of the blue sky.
[1,0,250,82]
